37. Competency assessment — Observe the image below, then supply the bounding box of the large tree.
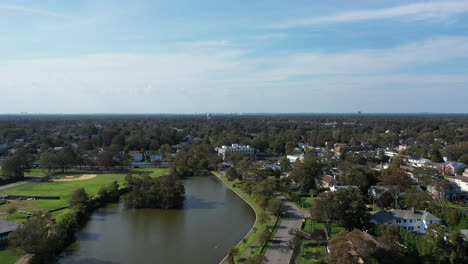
[9,212,59,263]
[1,148,34,179]
[310,188,369,235]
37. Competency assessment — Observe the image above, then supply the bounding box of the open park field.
[0,168,168,263]
[0,168,169,223]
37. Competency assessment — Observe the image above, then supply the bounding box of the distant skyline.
[1,0,468,113]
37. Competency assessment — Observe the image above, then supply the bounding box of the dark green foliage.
[9,213,59,264]
[69,188,89,208]
[1,148,34,179]
[311,188,369,235]
[123,174,185,209]
[225,167,240,181]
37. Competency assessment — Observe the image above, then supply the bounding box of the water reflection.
[59,175,255,264]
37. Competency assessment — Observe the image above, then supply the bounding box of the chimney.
[412,207,415,213]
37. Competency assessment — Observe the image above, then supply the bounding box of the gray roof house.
[0,220,21,245]
[370,209,440,233]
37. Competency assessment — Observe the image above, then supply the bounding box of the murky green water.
[59,175,255,264]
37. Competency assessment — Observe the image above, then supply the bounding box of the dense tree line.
[123,174,185,209]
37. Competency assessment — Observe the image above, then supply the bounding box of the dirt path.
[52,174,97,182]
[8,200,42,211]
[15,254,33,264]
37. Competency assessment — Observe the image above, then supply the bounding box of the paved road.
[0,177,43,191]
[264,194,309,264]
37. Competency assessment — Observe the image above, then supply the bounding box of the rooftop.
[0,220,21,234]
[370,209,440,223]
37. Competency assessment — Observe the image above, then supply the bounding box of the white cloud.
[0,4,65,18]
[1,36,468,113]
[250,33,288,40]
[268,0,468,28]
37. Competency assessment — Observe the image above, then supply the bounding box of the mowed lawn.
[0,247,22,264]
[0,168,169,221]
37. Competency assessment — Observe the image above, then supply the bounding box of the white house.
[149,154,163,162]
[408,157,431,167]
[287,154,304,163]
[370,209,440,233]
[128,151,144,162]
[450,176,468,192]
[216,144,255,161]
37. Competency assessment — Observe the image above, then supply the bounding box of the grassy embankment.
[0,168,168,263]
[213,172,275,263]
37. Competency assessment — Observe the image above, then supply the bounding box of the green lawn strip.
[303,219,326,233]
[259,217,282,255]
[213,172,271,263]
[282,192,316,212]
[0,204,34,222]
[296,240,327,264]
[446,203,468,210]
[0,169,169,218]
[330,223,345,236]
[0,247,23,264]
[130,168,168,177]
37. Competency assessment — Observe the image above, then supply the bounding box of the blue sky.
[0,0,468,113]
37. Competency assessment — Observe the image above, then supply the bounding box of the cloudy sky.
[1,0,467,113]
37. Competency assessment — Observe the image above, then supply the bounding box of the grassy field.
[0,247,23,264]
[213,172,273,263]
[296,240,327,264]
[0,168,169,264]
[0,168,169,222]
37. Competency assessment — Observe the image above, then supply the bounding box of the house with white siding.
[370,209,440,233]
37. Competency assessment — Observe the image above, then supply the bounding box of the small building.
[149,154,163,162]
[440,162,467,175]
[407,157,431,168]
[384,150,398,157]
[315,175,338,189]
[333,143,348,152]
[450,176,468,192]
[128,151,144,162]
[0,220,21,245]
[370,209,440,233]
[287,154,304,163]
[216,144,255,161]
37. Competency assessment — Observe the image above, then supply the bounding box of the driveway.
[264,194,309,264]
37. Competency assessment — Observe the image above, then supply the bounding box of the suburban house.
[333,143,348,152]
[463,168,468,177]
[287,154,304,163]
[149,154,163,162]
[216,144,255,161]
[427,182,462,200]
[407,157,431,167]
[315,175,338,189]
[0,220,21,245]
[449,175,468,192]
[128,151,144,162]
[440,162,467,175]
[370,209,440,233]
[384,150,398,157]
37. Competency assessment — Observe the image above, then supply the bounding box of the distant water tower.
[207,113,212,120]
